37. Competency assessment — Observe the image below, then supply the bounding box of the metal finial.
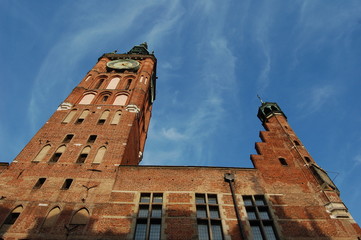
[257,94,264,104]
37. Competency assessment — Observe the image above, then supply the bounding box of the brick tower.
[0,44,360,240]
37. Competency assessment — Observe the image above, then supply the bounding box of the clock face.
[107,59,140,70]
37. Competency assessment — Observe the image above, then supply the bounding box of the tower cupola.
[128,42,149,55]
[257,102,286,122]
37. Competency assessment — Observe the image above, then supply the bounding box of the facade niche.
[42,207,61,228]
[93,146,106,164]
[113,94,128,106]
[111,110,122,124]
[70,208,89,226]
[62,109,77,123]
[79,93,96,105]
[33,144,51,162]
[98,110,110,125]
[106,77,120,89]
[75,110,90,124]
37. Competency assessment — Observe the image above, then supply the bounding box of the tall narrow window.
[87,135,97,143]
[70,208,89,226]
[33,178,46,189]
[62,109,77,123]
[0,206,23,232]
[94,79,104,89]
[134,193,163,240]
[75,110,90,124]
[98,110,110,125]
[279,158,288,166]
[125,79,132,90]
[195,193,223,240]
[33,144,51,162]
[111,110,122,124]
[76,146,91,163]
[140,76,144,83]
[42,207,61,228]
[49,145,66,163]
[243,195,278,240]
[106,77,120,89]
[61,179,73,190]
[144,77,148,85]
[113,94,128,106]
[62,134,74,143]
[93,146,106,164]
[79,93,95,105]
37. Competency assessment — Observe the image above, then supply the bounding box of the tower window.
[243,195,279,240]
[49,145,66,163]
[125,79,132,90]
[94,79,104,89]
[79,93,96,105]
[93,146,106,164]
[134,193,163,240]
[113,94,128,106]
[106,77,120,89]
[279,158,288,166]
[102,95,109,102]
[98,110,110,125]
[33,178,46,189]
[76,146,91,163]
[305,157,311,163]
[61,179,73,190]
[294,140,300,146]
[62,134,74,143]
[75,110,90,124]
[0,206,23,231]
[195,193,223,240]
[33,144,51,162]
[62,109,77,123]
[87,135,97,143]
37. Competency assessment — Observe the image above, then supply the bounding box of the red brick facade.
[0,44,360,239]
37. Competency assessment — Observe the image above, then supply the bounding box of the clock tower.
[17,42,156,167]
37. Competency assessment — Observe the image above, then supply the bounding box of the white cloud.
[161,128,188,141]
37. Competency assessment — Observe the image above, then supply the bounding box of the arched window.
[125,79,132,90]
[49,145,66,163]
[33,144,51,162]
[76,146,91,163]
[42,207,61,228]
[113,94,128,106]
[70,208,89,225]
[94,79,105,89]
[98,110,110,125]
[140,76,144,83]
[111,110,122,124]
[79,93,96,105]
[62,109,77,123]
[93,146,106,164]
[106,77,120,89]
[0,206,23,231]
[75,110,90,124]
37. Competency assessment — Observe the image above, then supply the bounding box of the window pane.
[140,193,151,203]
[138,206,149,218]
[243,197,253,206]
[255,196,265,206]
[151,206,162,218]
[264,225,277,240]
[251,225,264,240]
[149,222,161,240]
[153,194,163,203]
[196,206,207,218]
[197,222,209,240]
[209,206,220,218]
[196,194,206,204]
[134,222,147,240]
[258,209,270,220]
[211,222,223,240]
[208,194,217,204]
[246,210,257,220]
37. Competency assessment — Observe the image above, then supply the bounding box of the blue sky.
[1,0,360,224]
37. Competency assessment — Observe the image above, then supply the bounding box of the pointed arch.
[42,207,61,228]
[93,146,106,164]
[76,146,91,163]
[79,93,96,104]
[111,110,122,125]
[33,144,51,162]
[70,208,89,225]
[106,77,121,89]
[49,145,66,163]
[0,205,23,231]
[62,109,77,123]
[113,94,128,106]
[98,110,110,125]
